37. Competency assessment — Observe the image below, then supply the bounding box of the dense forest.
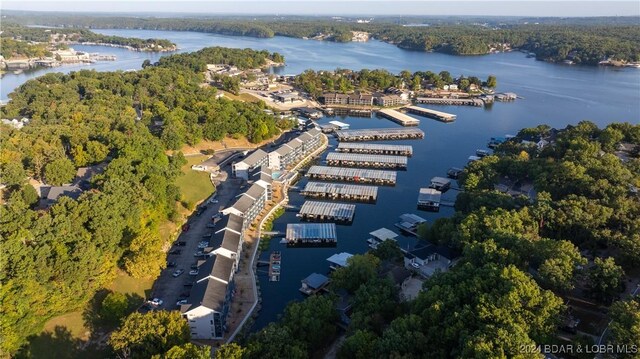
[294,68,495,97]
[0,38,55,59]
[0,23,176,55]
[4,14,640,64]
[0,47,291,355]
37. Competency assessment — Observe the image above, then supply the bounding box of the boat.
[476,149,491,157]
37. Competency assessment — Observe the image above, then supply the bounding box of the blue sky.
[2,1,640,17]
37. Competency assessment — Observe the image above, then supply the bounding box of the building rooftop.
[240,149,268,167]
[43,185,82,202]
[184,277,228,312]
[211,254,235,282]
[245,183,266,200]
[231,195,255,214]
[216,213,244,234]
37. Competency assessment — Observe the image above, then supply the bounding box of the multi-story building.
[268,128,322,170]
[374,94,404,107]
[250,166,273,200]
[321,92,349,105]
[348,92,373,106]
[232,149,269,180]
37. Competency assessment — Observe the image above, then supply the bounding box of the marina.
[335,128,425,142]
[416,97,484,107]
[377,108,421,126]
[403,105,457,122]
[394,213,427,236]
[286,223,338,246]
[336,142,413,156]
[268,251,282,282]
[297,201,357,223]
[306,165,397,185]
[417,188,442,212]
[301,181,378,202]
[326,152,408,170]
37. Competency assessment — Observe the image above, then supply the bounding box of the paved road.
[147,161,243,311]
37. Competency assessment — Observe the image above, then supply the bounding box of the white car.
[411,262,420,269]
[172,269,184,277]
[208,198,219,204]
[148,298,163,307]
[176,299,188,306]
[189,269,199,276]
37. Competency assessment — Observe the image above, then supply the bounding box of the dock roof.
[399,213,427,225]
[369,227,399,241]
[335,127,424,141]
[326,152,408,165]
[299,201,356,221]
[307,166,397,182]
[430,177,451,186]
[302,273,330,289]
[286,223,337,240]
[337,142,413,155]
[302,181,378,199]
[418,188,442,202]
[327,252,353,267]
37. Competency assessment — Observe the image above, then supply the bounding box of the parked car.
[182,224,190,232]
[411,262,420,269]
[197,243,209,249]
[189,269,199,276]
[167,261,177,268]
[172,269,184,277]
[148,298,163,307]
[176,299,188,306]
[208,198,219,204]
[169,249,182,255]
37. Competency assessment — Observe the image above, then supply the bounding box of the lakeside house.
[404,244,459,277]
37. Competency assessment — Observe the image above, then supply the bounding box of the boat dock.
[377,108,420,126]
[447,167,464,179]
[326,152,408,170]
[429,176,452,192]
[336,143,413,156]
[416,97,484,107]
[286,223,338,247]
[306,166,397,186]
[335,128,424,142]
[301,181,378,202]
[417,188,442,212]
[403,105,457,122]
[268,251,281,282]
[394,213,427,236]
[299,273,330,295]
[298,201,356,223]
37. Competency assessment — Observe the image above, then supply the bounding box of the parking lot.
[146,164,243,311]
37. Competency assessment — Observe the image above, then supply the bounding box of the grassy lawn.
[107,270,154,299]
[222,90,262,103]
[175,154,216,206]
[42,312,89,341]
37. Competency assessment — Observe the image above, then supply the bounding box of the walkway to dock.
[404,105,456,122]
[416,97,484,107]
[326,152,408,170]
[268,251,281,282]
[377,108,421,126]
[335,127,424,142]
[306,165,397,185]
[337,142,413,156]
[301,181,378,202]
[298,200,356,223]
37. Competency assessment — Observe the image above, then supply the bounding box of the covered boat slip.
[286,223,338,247]
[326,152,408,170]
[336,143,413,156]
[297,200,356,224]
[301,181,378,202]
[306,165,397,186]
[335,128,425,142]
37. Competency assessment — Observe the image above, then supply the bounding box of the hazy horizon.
[2,1,640,17]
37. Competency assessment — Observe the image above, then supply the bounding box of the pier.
[301,181,378,202]
[286,223,338,247]
[268,251,281,282]
[326,152,408,170]
[377,108,420,126]
[297,201,356,223]
[403,105,456,122]
[337,143,413,156]
[335,128,424,142]
[416,97,484,107]
[306,166,397,186]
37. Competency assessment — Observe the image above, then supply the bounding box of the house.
[192,157,221,173]
[273,91,302,103]
[232,149,269,180]
[73,163,107,190]
[404,244,459,277]
[40,185,83,207]
[299,273,330,295]
[367,228,398,249]
[327,252,353,270]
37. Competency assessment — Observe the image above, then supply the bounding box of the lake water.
[2,28,638,331]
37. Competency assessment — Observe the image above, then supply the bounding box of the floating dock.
[286,223,338,247]
[328,120,350,130]
[306,166,397,186]
[336,143,413,156]
[301,181,378,202]
[326,152,408,170]
[404,105,456,122]
[447,167,464,179]
[335,128,424,142]
[417,188,442,212]
[299,273,330,295]
[298,200,356,223]
[429,177,452,192]
[377,108,420,126]
[394,213,427,236]
[268,251,281,282]
[416,97,484,107]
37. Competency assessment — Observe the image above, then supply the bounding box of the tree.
[371,240,403,262]
[280,295,338,350]
[215,343,244,359]
[44,157,75,185]
[338,330,378,359]
[100,292,129,325]
[486,74,497,88]
[608,298,640,357]
[411,75,421,91]
[331,254,380,293]
[109,311,190,359]
[245,324,307,359]
[587,257,625,303]
[154,343,210,359]
[1,161,27,186]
